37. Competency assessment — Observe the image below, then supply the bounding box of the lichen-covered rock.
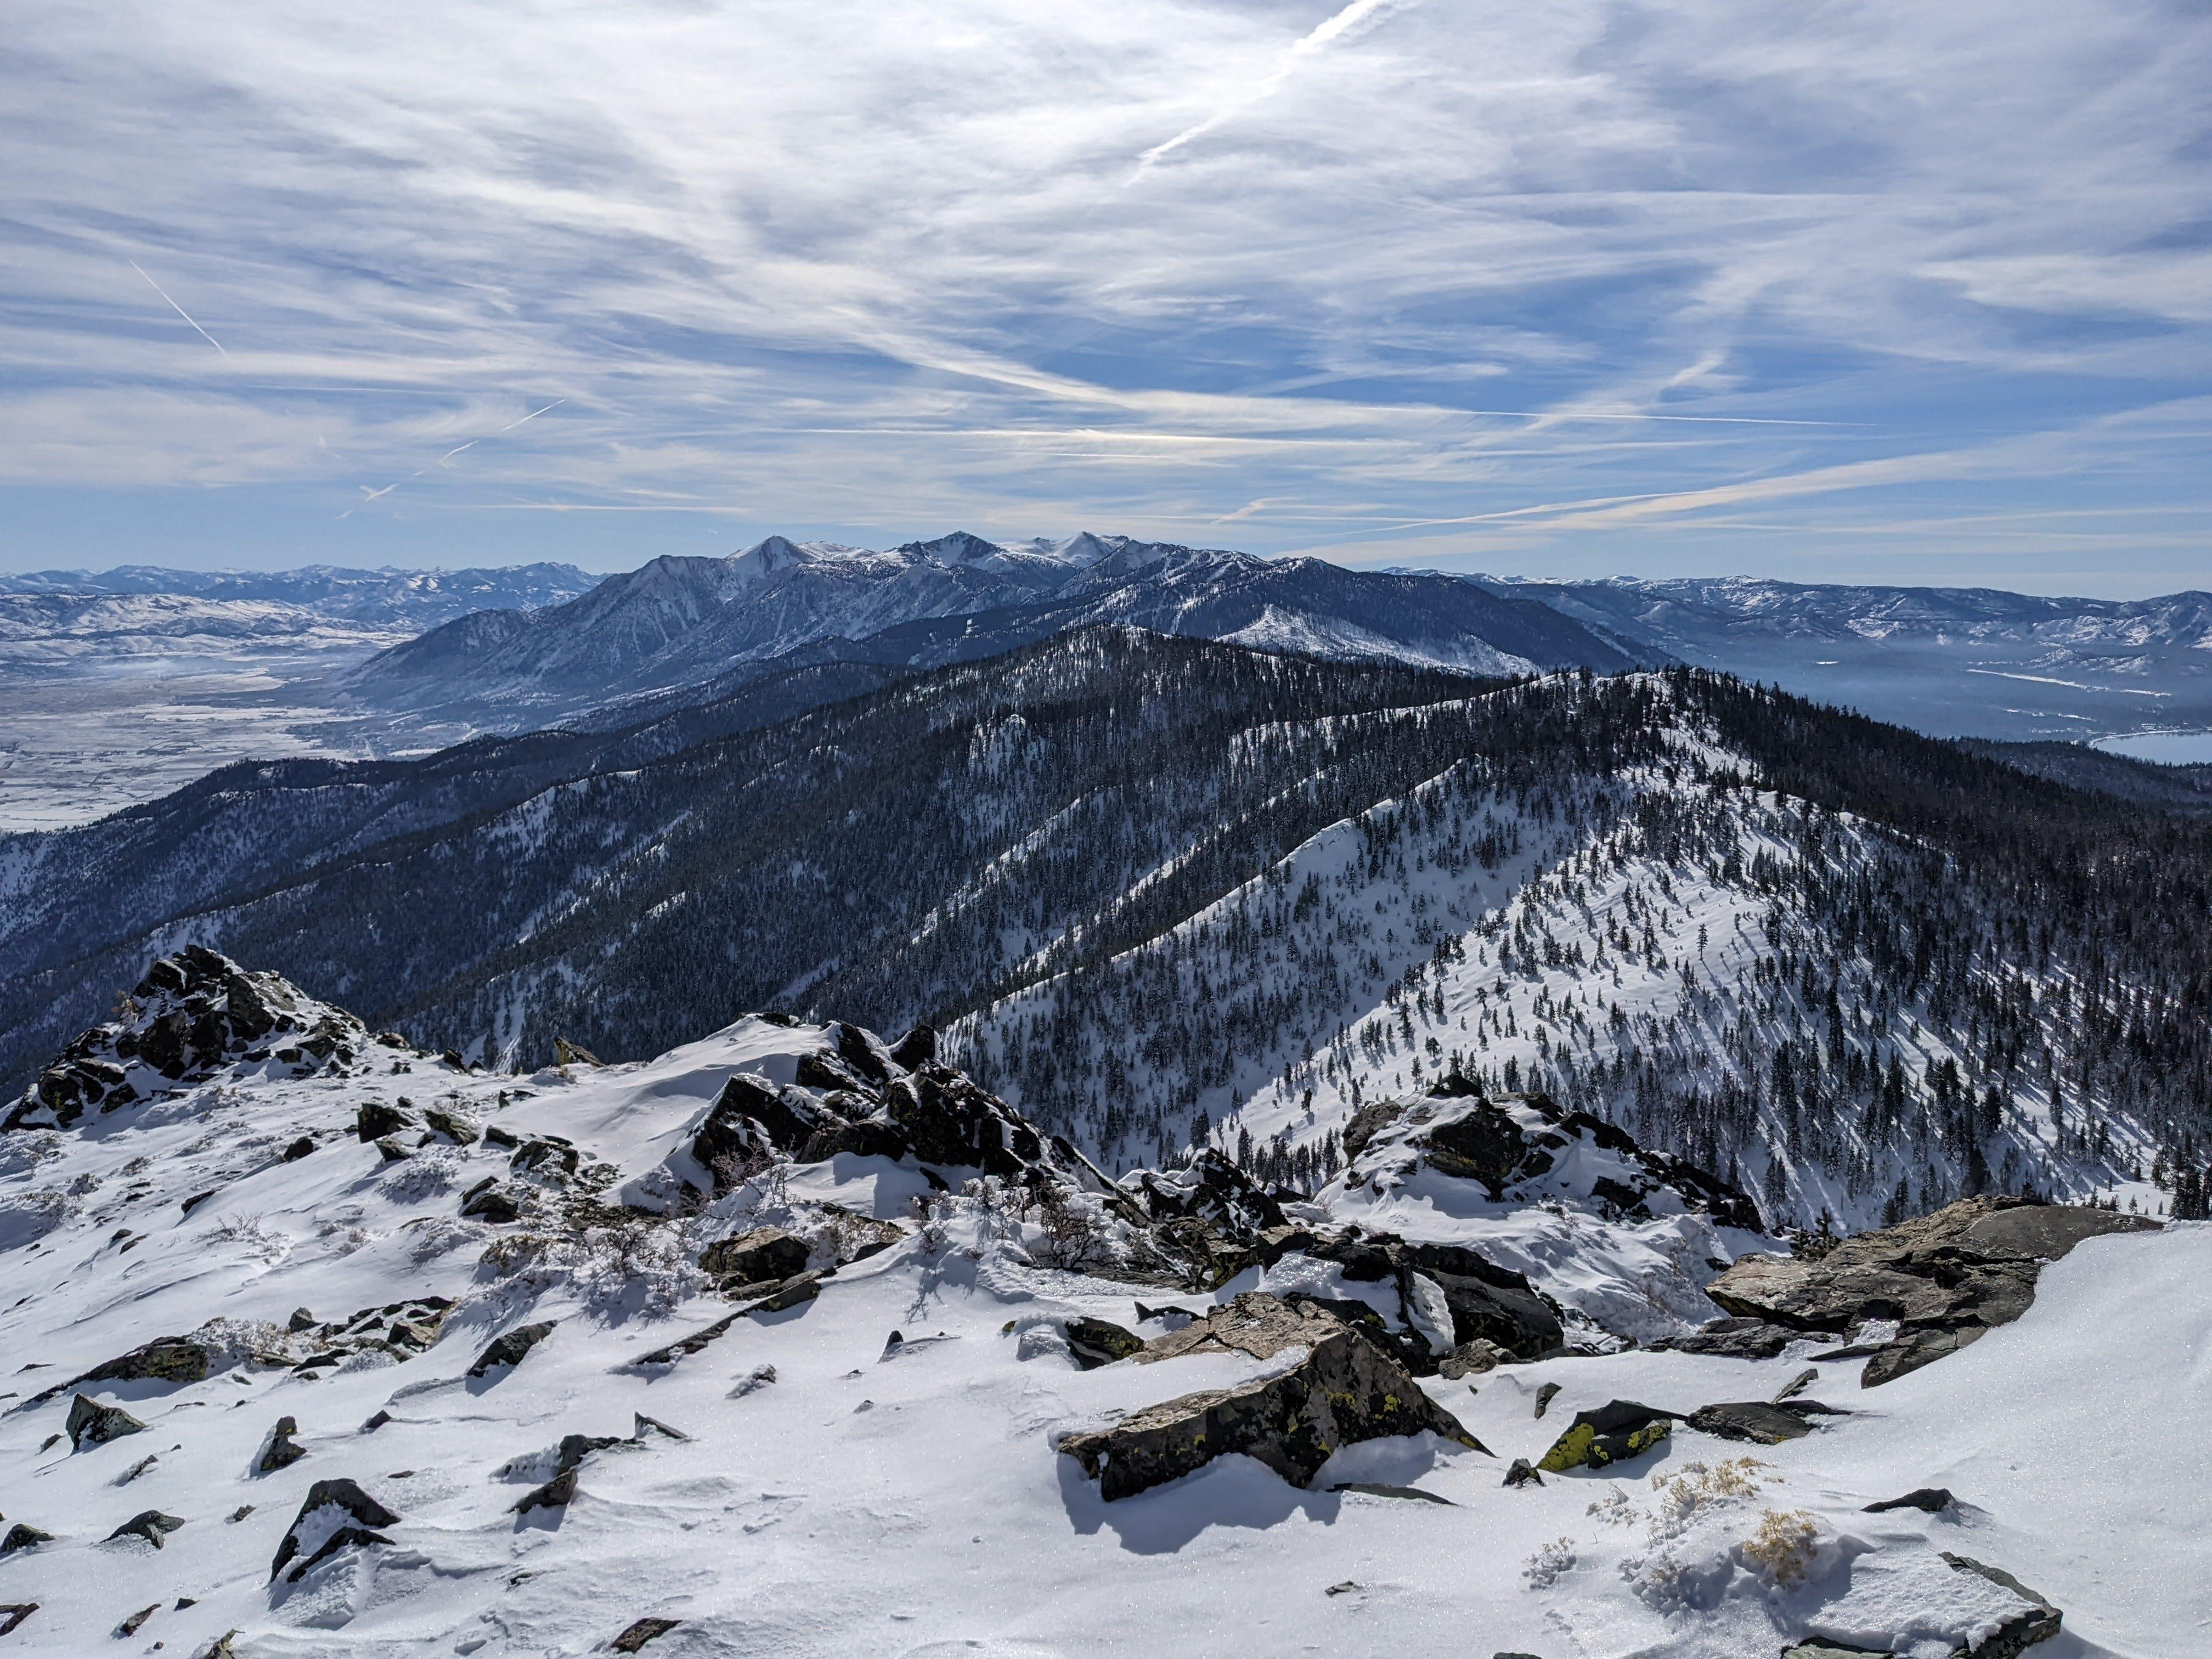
[1062,1299,1485,1500]
[29,1334,211,1404]
[1534,1400,1674,1471]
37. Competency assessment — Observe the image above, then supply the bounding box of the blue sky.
[3,0,2209,595]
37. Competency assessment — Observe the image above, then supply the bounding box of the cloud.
[0,0,2207,586]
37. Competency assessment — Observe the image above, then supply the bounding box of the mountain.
[340,533,1637,721]
[5,630,2207,1237]
[0,562,600,625]
[0,946,2198,1655]
[1465,574,2212,744]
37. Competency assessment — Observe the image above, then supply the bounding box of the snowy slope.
[0,958,2201,1657]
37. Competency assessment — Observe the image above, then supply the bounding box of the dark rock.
[258,1415,308,1473]
[1535,1401,1675,1472]
[288,1307,317,1333]
[356,1101,417,1141]
[1942,1552,2063,1655]
[1,1524,55,1555]
[1329,1482,1454,1504]
[1063,1317,1144,1369]
[483,1125,520,1149]
[180,1187,221,1214]
[281,1136,316,1163]
[424,1107,480,1146]
[1324,1581,1361,1596]
[66,1393,146,1450]
[1534,1381,1561,1418]
[460,1183,522,1223]
[0,1606,35,1638]
[1061,1298,1485,1500]
[269,1479,401,1581]
[1780,1643,1891,1658]
[633,1413,690,1442]
[887,1025,937,1069]
[510,1137,579,1179]
[30,1335,211,1407]
[439,1048,468,1070]
[611,1618,681,1653]
[375,1136,412,1162]
[1667,1316,1803,1359]
[553,1037,603,1068]
[700,1225,809,1284]
[1502,1458,1544,1488]
[469,1321,557,1377]
[118,1604,160,1636]
[1686,1401,1847,1444]
[514,1468,577,1514]
[105,1510,185,1548]
[1437,1338,1510,1379]
[1774,1367,1819,1402]
[1865,1487,1954,1514]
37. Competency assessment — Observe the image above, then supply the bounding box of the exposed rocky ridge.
[4,946,389,1131]
[1702,1195,2160,1385]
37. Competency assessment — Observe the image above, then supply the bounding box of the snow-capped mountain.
[0,946,2198,1656]
[1469,574,2212,744]
[6,631,2205,1238]
[338,533,1635,720]
[0,563,600,625]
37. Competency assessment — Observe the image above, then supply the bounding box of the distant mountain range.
[0,561,599,624]
[336,533,1639,722]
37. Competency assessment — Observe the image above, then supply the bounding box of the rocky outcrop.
[288,1296,453,1374]
[6,946,374,1130]
[1705,1197,2158,1385]
[469,1321,557,1378]
[1341,1078,1763,1231]
[1060,1296,1485,1499]
[66,1393,146,1450]
[699,1226,809,1285]
[1942,1553,2063,1656]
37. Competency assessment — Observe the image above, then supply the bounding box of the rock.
[1774,1367,1819,1402]
[259,1415,308,1472]
[611,1618,682,1653]
[1706,1197,2159,1387]
[1,1524,55,1555]
[1330,1482,1454,1504]
[1865,1487,1955,1514]
[1942,1553,2063,1655]
[1685,1400,1847,1444]
[281,1136,315,1162]
[104,1510,185,1548]
[118,1453,160,1483]
[1063,1317,1144,1369]
[269,1478,401,1582]
[1666,1316,1803,1359]
[1534,1401,1675,1472]
[1502,1458,1544,1488]
[1060,1302,1486,1500]
[1780,1643,1891,1658]
[0,1605,35,1637]
[118,1604,160,1636]
[730,1364,777,1397]
[633,1413,690,1442]
[469,1321,557,1378]
[375,1136,412,1161]
[356,1101,417,1141]
[27,1335,212,1407]
[66,1393,146,1450]
[460,1182,522,1223]
[1324,1581,1361,1596]
[1534,1381,1561,1418]
[699,1225,809,1284]
[424,1107,480,1145]
[1438,1338,1511,1379]
[514,1468,577,1514]
[887,1025,937,1069]
[553,1037,603,1068]
[287,1307,317,1333]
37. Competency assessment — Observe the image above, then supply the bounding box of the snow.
[1,997,2204,1655]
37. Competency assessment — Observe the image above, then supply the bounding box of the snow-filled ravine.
[1,966,2204,1657]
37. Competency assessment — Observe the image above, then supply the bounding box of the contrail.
[128,259,229,357]
[1135,0,1405,177]
[342,399,566,517]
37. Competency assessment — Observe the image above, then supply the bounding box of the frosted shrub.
[1740,1508,1823,1587]
[1523,1536,1577,1589]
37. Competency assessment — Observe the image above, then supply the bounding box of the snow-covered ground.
[2,999,2203,1656]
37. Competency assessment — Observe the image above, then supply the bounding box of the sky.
[3,0,2210,596]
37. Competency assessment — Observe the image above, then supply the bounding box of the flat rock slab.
[1686,1400,1848,1444]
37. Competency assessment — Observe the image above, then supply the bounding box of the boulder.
[611,1618,682,1654]
[1666,1316,1802,1359]
[1062,1298,1486,1499]
[1865,1487,1954,1514]
[269,1479,401,1582]
[0,1606,34,1638]
[1534,1400,1674,1472]
[513,1468,578,1514]
[424,1107,479,1146]
[258,1416,308,1473]
[356,1101,416,1142]
[460,1182,522,1223]
[1502,1458,1544,1488]
[1063,1317,1144,1369]
[105,1511,185,1548]
[31,1336,211,1404]
[468,1321,557,1378]
[553,1037,603,1067]
[1437,1338,1510,1379]
[66,1393,146,1450]
[1704,1197,2154,1386]
[700,1226,810,1284]
[0,1524,55,1556]
[1942,1553,2063,1656]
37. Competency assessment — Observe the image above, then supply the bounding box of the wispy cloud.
[0,0,2206,586]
